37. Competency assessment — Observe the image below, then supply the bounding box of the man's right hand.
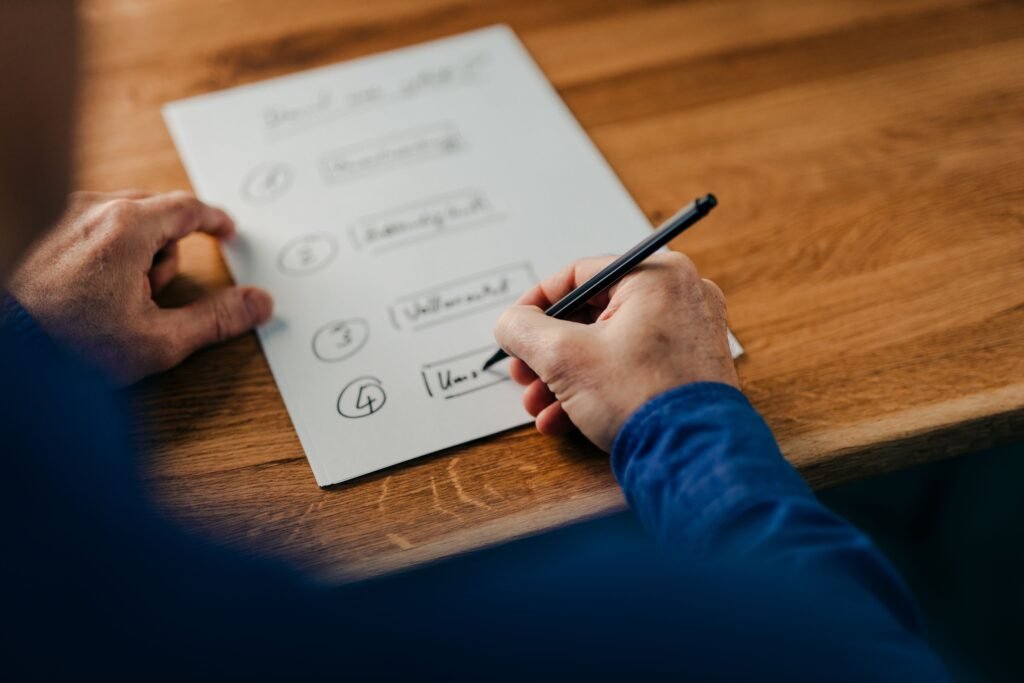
[493,252,739,452]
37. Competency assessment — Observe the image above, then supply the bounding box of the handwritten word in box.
[350,189,500,253]
[421,346,510,400]
[388,262,536,332]
[320,122,464,185]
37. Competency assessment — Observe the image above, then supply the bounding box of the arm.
[613,381,926,635]
[494,253,948,677]
[4,237,946,679]
[5,201,945,679]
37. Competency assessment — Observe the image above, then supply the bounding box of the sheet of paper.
[164,25,742,486]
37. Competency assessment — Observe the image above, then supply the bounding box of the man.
[2,2,948,680]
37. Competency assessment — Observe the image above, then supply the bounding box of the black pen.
[481,193,718,371]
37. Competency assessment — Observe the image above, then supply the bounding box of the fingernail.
[244,289,272,324]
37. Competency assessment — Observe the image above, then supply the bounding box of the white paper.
[164,25,742,486]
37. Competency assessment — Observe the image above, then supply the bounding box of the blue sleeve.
[3,294,949,681]
[612,382,930,637]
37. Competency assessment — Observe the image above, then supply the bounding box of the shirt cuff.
[611,382,813,551]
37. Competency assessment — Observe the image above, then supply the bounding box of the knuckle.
[703,280,728,322]
[666,251,699,280]
[171,197,202,231]
[660,249,688,266]
[163,189,198,208]
[104,198,137,224]
[89,204,133,246]
[644,252,700,304]
[96,200,138,243]
[646,251,700,292]
[167,190,200,210]
[702,277,726,304]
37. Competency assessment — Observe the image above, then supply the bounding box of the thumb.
[165,286,273,362]
[494,305,581,379]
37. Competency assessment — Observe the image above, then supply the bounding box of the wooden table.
[76,0,1024,580]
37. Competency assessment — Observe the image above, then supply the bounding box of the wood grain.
[74,0,1024,580]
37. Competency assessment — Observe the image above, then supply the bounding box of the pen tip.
[482,349,507,371]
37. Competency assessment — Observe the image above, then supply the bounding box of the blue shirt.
[1,297,949,681]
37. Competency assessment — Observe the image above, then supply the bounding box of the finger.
[493,305,583,379]
[522,378,557,417]
[535,401,575,436]
[516,256,617,310]
[161,286,273,365]
[136,190,236,246]
[509,358,538,386]
[149,241,179,295]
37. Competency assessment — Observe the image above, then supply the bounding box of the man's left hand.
[7,190,273,384]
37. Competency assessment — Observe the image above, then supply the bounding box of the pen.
[481,193,718,371]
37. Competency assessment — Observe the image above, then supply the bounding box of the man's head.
[0,0,77,280]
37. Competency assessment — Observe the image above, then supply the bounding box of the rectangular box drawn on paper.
[389,262,536,332]
[350,189,500,253]
[320,122,464,184]
[421,346,510,399]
